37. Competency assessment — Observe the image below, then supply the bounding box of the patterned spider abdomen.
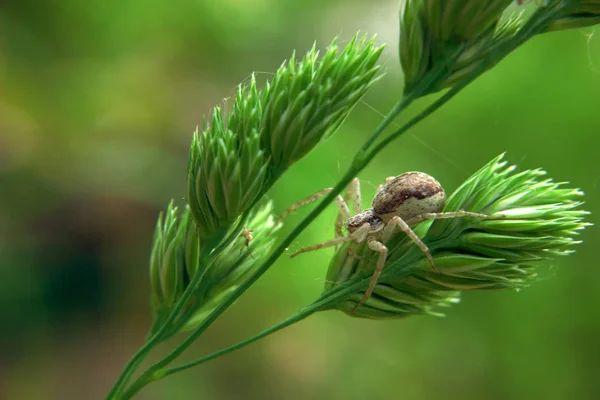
[372,172,446,222]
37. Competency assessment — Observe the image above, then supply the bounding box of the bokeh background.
[1,1,599,399]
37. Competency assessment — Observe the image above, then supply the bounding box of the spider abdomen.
[372,171,446,222]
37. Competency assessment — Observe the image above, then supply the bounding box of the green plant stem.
[120,278,367,399]
[123,248,426,398]
[112,35,503,396]
[109,4,572,398]
[164,256,425,376]
[121,167,361,397]
[109,35,459,400]
[360,45,463,152]
[165,310,316,375]
[118,78,463,398]
[106,247,216,399]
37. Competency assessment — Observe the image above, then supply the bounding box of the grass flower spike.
[187,79,268,242]
[148,201,279,337]
[179,201,280,331]
[324,154,589,319]
[149,203,200,334]
[261,35,384,176]
[545,0,600,31]
[399,0,516,93]
[188,37,384,243]
[398,0,599,95]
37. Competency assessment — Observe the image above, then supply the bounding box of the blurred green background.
[1,1,599,399]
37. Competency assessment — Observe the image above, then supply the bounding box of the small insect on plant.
[277,172,492,311]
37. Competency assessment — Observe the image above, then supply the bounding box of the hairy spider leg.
[350,178,363,214]
[350,215,439,312]
[383,216,437,270]
[352,215,436,311]
[290,222,371,259]
[270,183,360,242]
[352,211,492,311]
[335,178,362,240]
[269,187,351,235]
[351,238,388,312]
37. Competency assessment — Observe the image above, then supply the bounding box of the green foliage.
[179,202,279,331]
[107,1,598,398]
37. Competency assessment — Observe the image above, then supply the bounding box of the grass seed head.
[325,154,590,319]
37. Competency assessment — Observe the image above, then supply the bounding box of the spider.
[274,172,489,312]
[238,227,256,259]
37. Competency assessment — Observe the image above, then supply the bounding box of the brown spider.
[275,172,489,311]
[238,227,255,259]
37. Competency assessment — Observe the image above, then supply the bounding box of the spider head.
[372,172,446,222]
[346,209,384,233]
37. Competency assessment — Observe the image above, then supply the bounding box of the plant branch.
[120,278,369,399]
[111,6,571,396]
[106,247,216,398]
[117,71,463,398]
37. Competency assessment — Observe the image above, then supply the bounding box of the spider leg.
[290,222,370,258]
[351,238,387,312]
[383,216,438,273]
[349,178,362,215]
[405,210,491,226]
[334,194,351,240]
[270,187,335,234]
[335,178,362,245]
[334,178,361,237]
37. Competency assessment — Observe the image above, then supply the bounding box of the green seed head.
[188,78,269,241]
[149,202,200,319]
[400,1,600,93]
[399,0,516,93]
[149,201,280,336]
[180,201,280,331]
[261,34,384,174]
[545,1,600,31]
[325,154,590,319]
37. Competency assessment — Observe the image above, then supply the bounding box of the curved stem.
[117,87,455,398]
[165,310,316,375]
[109,33,464,400]
[120,279,367,399]
[121,168,360,395]
[109,4,571,398]
[371,72,475,157]
[358,46,461,154]
[111,45,472,398]
[106,247,215,399]
[359,91,416,151]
